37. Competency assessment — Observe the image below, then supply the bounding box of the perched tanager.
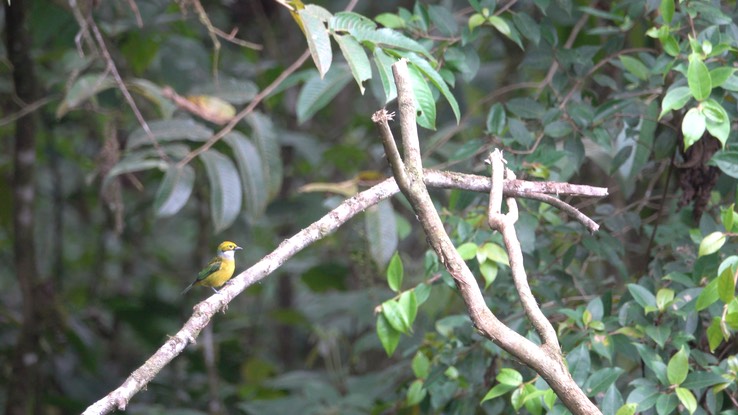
[182,241,242,294]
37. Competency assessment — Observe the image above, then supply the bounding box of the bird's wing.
[196,257,223,282]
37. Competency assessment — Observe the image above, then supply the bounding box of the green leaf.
[246,112,283,199]
[479,261,498,289]
[428,5,458,36]
[373,48,397,104]
[398,290,418,328]
[619,55,649,81]
[544,120,573,138]
[660,0,675,23]
[666,347,689,386]
[675,387,697,414]
[585,367,623,396]
[376,313,400,356]
[411,351,430,379]
[627,283,657,309]
[497,368,523,386]
[127,119,213,150]
[224,132,268,219]
[711,150,738,179]
[414,282,431,304]
[699,231,726,257]
[615,403,638,415]
[330,11,376,32]
[706,317,724,351]
[365,199,398,268]
[456,242,478,260]
[56,73,115,118]
[718,266,735,304]
[386,252,404,292]
[480,242,510,266]
[154,163,194,217]
[659,86,691,119]
[687,54,712,101]
[468,13,486,31]
[352,28,433,60]
[655,288,674,312]
[481,383,517,402]
[486,103,506,135]
[487,16,522,48]
[405,379,426,406]
[695,278,720,311]
[299,7,333,78]
[382,299,410,334]
[374,13,404,29]
[512,12,540,45]
[406,62,436,130]
[403,53,460,123]
[682,107,705,150]
[709,67,736,88]
[333,34,371,94]
[702,99,730,146]
[199,149,243,233]
[296,66,353,124]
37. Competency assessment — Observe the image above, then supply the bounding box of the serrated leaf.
[688,54,711,101]
[57,73,115,118]
[667,347,689,386]
[376,313,400,356]
[299,7,333,78]
[406,63,436,130]
[154,163,194,217]
[246,112,283,199]
[199,149,242,232]
[682,107,705,150]
[365,199,398,268]
[386,251,404,292]
[224,132,268,218]
[296,66,353,124]
[659,86,691,119]
[127,119,213,150]
[699,231,726,257]
[333,34,371,94]
[619,55,649,81]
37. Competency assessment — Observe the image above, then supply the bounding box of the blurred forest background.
[3,0,738,414]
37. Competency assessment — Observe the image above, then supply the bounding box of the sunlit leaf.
[699,231,726,257]
[681,107,705,150]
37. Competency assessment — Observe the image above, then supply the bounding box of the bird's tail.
[181,282,195,295]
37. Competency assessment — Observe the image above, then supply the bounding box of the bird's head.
[217,241,242,258]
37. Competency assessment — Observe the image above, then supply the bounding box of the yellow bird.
[182,241,242,294]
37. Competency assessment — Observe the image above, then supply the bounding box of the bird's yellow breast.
[198,259,236,288]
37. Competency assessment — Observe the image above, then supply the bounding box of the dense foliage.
[3,0,738,414]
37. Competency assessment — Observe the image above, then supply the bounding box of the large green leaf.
[365,199,398,268]
[199,149,242,232]
[154,163,194,217]
[330,11,376,32]
[702,98,729,146]
[373,48,397,103]
[299,6,333,78]
[56,73,115,118]
[659,86,691,119]
[333,34,372,94]
[666,347,689,385]
[127,119,213,149]
[352,27,433,60]
[296,66,352,124]
[711,150,738,178]
[246,112,283,199]
[224,131,268,219]
[406,62,436,130]
[687,54,711,101]
[403,52,461,123]
[681,107,705,150]
[103,144,191,189]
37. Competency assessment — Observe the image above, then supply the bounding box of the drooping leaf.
[296,66,353,124]
[386,251,404,292]
[382,299,410,334]
[199,149,243,232]
[373,48,398,103]
[619,55,649,81]
[127,119,213,150]
[246,112,283,199]
[154,163,195,217]
[352,27,433,60]
[299,6,333,78]
[403,52,460,123]
[376,313,400,356]
[333,34,372,94]
[224,131,268,218]
[486,103,507,135]
[406,62,436,130]
[56,73,115,118]
[365,198,398,268]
